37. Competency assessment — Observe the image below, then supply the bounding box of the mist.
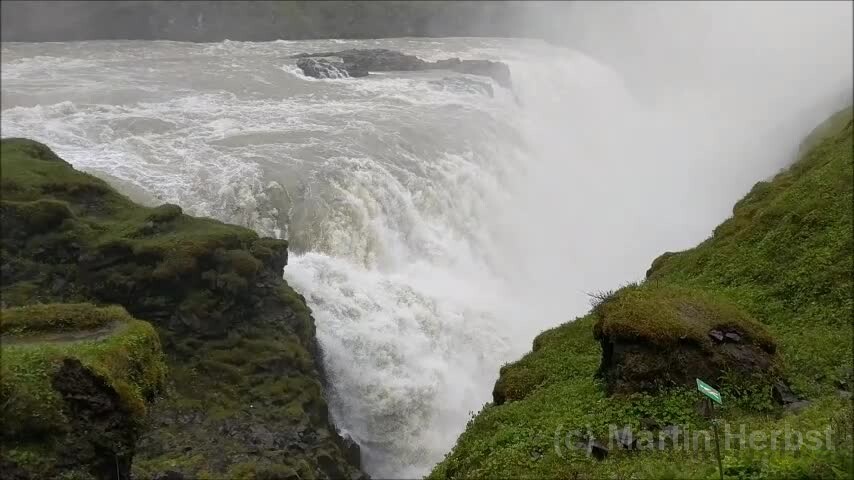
[496,1,853,321]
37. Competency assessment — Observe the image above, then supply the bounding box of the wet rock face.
[293,48,513,88]
[51,358,137,480]
[296,58,367,79]
[323,48,424,71]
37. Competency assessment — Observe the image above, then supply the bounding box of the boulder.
[296,58,363,79]
[589,441,609,461]
[293,48,512,88]
[294,48,424,71]
[772,381,799,405]
[593,285,779,395]
[339,433,362,470]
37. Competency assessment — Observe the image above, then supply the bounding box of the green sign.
[696,378,722,404]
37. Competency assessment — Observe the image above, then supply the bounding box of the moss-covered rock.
[592,285,779,395]
[1,138,284,335]
[431,107,854,479]
[592,285,776,352]
[0,303,166,479]
[0,138,365,479]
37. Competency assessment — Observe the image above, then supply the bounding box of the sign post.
[696,379,724,480]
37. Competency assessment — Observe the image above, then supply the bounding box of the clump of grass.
[592,284,776,353]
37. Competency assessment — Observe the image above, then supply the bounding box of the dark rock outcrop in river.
[293,48,513,88]
[297,58,367,79]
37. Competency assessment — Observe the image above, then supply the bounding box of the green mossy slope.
[0,138,363,479]
[430,107,853,479]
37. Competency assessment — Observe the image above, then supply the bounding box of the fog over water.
[1,2,851,476]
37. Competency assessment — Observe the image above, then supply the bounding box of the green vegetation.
[430,107,853,479]
[0,303,127,336]
[131,292,338,479]
[1,303,166,478]
[593,284,775,352]
[0,138,361,478]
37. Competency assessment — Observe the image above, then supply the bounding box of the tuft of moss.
[492,364,546,405]
[592,284,776,353]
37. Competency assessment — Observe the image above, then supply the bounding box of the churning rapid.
[2,11,851,476]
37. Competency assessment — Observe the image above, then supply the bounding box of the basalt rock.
[51,358,138,480]
[772,380,800,405]
[297,58,367,79]
[293,48,512,88]
[294,49,424,71]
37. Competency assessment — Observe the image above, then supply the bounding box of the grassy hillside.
[430,107,853,479]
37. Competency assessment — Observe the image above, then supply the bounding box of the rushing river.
[2,20,850,476]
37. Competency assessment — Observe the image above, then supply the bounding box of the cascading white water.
[1,4,851,477]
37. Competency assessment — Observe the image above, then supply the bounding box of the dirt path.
[0,322,126,346]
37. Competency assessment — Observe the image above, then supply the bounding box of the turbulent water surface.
[2,32,850,477]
